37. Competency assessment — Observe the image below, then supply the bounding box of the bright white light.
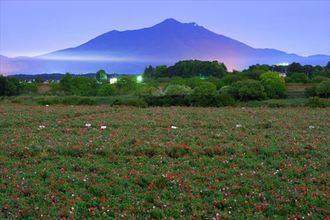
[110,77,118,84]
[276,62,290,66]
[137,75,143,83]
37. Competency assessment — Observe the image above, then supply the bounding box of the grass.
[0,104,329,219]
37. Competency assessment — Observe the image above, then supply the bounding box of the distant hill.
[8,73,122,81]
[1,18,329,75]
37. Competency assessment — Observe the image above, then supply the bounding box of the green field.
[0,104,329,219]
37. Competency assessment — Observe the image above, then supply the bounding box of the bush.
[144,95,190,107]
[164,84,193,96]
[60,74,98,96]
[112,98,147,108]
[20,82,38,94]
[115,76,138,95]
[0,76,20,96]
[218,92,236,106]
[232,80,266,101]
[97,84,116,96]
[289,72,309,83]
[218,74,247,87]
[305,86,317,97]
[49,82,63,95]
[315,80,330,98]
[306,97,327,108]
[136,86,162,97]
[311,76,328,83]
[260,71,286,98]
[193,82,217,96]
[37,97,96,105]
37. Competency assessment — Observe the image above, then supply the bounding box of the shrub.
[144,95,190,107]
[115,76,138,95]
[164,84,193,96]
[136,86,162,97]
[306,97,327,108]
[20,82,38,94]
[49,82,63,95]
[112,98,147,108]
[311,76,328,83]
[193,82,217,96]
[59,74,98,96]
[289,72,309,83]
[315,80,330,98]
[218,74,247,87]
[97,84,116,96]
[0,76,20,96]
[305,85,317,97]
[232,80,266,101]
[260,71,286,98]
[218,92,236,106]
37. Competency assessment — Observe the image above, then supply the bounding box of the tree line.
[1,60,330,102]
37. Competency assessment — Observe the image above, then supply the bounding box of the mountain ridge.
[1,18,329,75]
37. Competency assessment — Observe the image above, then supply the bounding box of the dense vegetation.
[1,60,330,107]
[1,104,329,219]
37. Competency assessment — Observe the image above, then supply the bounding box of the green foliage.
[311,76,328,83]
[112,98,147,108]
[315,80,330,98]
[60,73,98,96]
[288,72,309,83]
[20,82,38,94]
[0,75,20,96]
[96,69,108,82]
[34,76,45,84]
[49,82,63,95]
[72,77,98,96]
[136,86,162,97]
[260,71,286,98]
[115,76,137,95]
[59,73,74,94]
[97,84,116,96]
[164,84,193,96]
[305,85,317,97]
[233,80,266,101]
[306,97,327,108]
[37,97,97,105]
[145,60,227,78]
[143,65,156,78]
[193,82,217,96]
[287,62,303,74]
[218,74,247,87]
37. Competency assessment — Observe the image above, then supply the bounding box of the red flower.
[3,204,9,209]
[100,197,106,204]
[148,180,155,191]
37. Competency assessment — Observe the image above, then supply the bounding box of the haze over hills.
[1,18,329,75]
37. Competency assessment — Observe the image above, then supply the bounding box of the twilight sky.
[0,0,329,58]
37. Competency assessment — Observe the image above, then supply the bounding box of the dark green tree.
[96,69,108,83]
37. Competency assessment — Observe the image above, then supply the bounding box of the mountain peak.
[160,18,182,25]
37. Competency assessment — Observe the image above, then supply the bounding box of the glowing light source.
[276,62,290,66]
[110,77,118,84]
[137,75,143,83]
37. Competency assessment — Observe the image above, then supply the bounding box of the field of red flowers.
[0,104,329,219]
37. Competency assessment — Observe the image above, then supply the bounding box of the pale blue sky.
[1,0,329,57]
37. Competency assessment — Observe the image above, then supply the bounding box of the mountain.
[1,18,329,75]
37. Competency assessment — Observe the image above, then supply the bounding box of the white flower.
[171,126,177,129]
[45,105,49,107]
[39,125,45,129]
[308,125,315,129]
[101,126,107,129]
[236,124,242,128]
[85,123,91,127]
